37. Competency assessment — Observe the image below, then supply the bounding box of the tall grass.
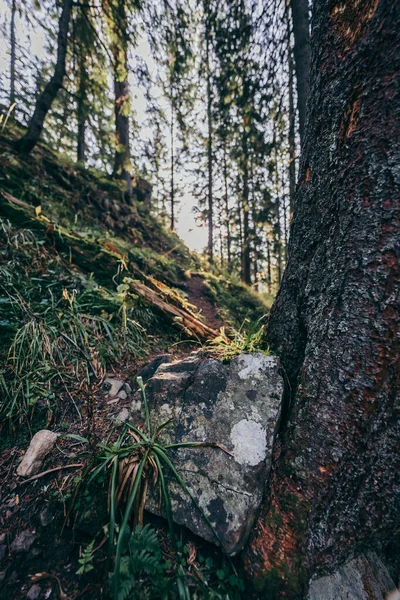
[0,219,151,428]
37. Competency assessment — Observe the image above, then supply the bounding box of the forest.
[0,0,399,599]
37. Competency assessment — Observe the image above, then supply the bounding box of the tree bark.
[286,4,296,214]
[223,142,232,267]
[14,0,73,154]
[245,0,400,596]
[76,72,87,164]
[76,20,88,164]
[111,0,132,198]
[290,0,310,145]
[10,0,16,106]
[206,20,214,262]
[170,103,175,230]
[241,133,251,285]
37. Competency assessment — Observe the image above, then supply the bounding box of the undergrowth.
[206,318,269,361]
[74,377,244,599]
[0,219,153,428]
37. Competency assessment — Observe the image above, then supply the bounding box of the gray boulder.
[308,552,398,600]
[131,353,283,555]
[17,430,59,477]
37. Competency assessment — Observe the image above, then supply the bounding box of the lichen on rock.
[130,352,283,554]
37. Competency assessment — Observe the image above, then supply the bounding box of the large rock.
[130,353,283,555]
[308,552,398,600]
[17,430,59,477]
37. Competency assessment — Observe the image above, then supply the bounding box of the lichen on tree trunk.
[245,0,400,596]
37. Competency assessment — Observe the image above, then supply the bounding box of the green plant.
[118,524,171,600]
[76,540,95,575]
[0,219,150,428]
[87,376,232,600]
[206,318,269,361]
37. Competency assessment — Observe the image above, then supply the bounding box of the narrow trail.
[184,274,225,332]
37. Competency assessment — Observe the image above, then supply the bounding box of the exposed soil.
[184,274,225,332]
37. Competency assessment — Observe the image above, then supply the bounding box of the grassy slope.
[0,122,270,427]
[0,123,271,599]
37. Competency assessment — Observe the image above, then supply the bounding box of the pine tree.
[15,0,73,154]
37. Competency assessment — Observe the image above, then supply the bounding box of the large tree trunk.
[290,0,310,145]
[245,0,400,597]
[14,0,73,154]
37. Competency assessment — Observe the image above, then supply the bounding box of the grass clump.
[84,376,233,599]
[0,218,151,428]
[206,319,270,362]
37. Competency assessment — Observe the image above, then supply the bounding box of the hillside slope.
[0,125,271,598]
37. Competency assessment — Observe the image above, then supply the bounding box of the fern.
[76,540,95,575]
[116,524,171,600]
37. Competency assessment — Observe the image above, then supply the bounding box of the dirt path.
[184,274,225,332]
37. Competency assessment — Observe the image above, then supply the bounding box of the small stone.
[117,390,127,400]
[0,533,6,543]
[136,354,173,383]
[11,530,35,553]
[27,584,41,600]
[124,383,132,395]
[114,408,129,424]
[104,377,124,397]
[40,507,54,527]
[0,545,7,561]
[17,430,59,477]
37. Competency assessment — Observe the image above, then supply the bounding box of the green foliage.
[76,540,96,575]
[117,524,171,600]
[85,376,232,600]
[207,319,269,361]
[0,219,149,427]
[202,271,270,328]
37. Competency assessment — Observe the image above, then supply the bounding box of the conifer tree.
[15,0,73,154]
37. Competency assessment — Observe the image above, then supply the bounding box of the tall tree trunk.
[10,0,16,107]
[111,0,132,198]
[286,3,296,214]
[206,25,214,262]
[290,0,311,145]
[242,134,251,285]
[76,73,87,163]
[170,104,175,230]
[223,141,232,267]
[245,1,400,597]
[76,35,88,163]
[266,237,272,294]
[273,144,283,284]
[14,0,73,153]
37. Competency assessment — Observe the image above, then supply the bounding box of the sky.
[0,1,208,252]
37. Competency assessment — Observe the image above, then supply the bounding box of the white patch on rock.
[230,420,266,466]
[237,354,275,380]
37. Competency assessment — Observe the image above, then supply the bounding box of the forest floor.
[0,124,272,599]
